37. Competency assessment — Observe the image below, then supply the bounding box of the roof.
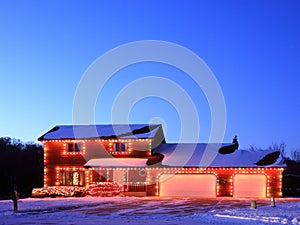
[85,158,148,167]
[153,143,285,167]
[38,124,164,141]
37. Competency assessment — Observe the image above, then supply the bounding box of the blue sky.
[0,1,300,152]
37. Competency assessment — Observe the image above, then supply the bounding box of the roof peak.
[53,123,162,127]
[38,124,164,141]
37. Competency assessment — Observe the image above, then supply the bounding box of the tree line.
[0,137,43,199]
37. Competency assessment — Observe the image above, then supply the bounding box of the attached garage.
[233,174,267,198]
[159,174,217,197]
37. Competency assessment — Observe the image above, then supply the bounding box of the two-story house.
[37,124,285,198]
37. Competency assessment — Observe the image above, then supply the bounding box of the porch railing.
[125,182,147,192]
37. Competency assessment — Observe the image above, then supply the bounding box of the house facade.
[38,124,285,198]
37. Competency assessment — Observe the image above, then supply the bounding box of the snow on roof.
[154,143,285,167]
[38,124,163,140]
[84,158,148,167]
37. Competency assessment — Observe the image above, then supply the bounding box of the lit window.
[73,172,79,185]
[59,171,84,186]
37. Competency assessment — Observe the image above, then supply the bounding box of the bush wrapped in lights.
[32,186,86,198]
[86,182,123,197]
[32,182,123,198]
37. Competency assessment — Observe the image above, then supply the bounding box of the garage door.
[233,174,266,198]
[159,174,216,197]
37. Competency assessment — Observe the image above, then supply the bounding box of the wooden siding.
[44,142,86,186]
[43,139,152,187]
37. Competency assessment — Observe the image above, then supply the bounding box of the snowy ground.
[0,197,299,225]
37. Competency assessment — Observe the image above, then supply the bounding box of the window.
[68,144,73,152]
[115,143,119,152]
[59,171,85,186]
[121,143,126,151]
[114,142,126,152]
[72,172,80,185]
[67,143,81,153]
[75,144,80,152]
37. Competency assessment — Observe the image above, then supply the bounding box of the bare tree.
[290,149,300,163]
[249,145,260,151]
[268,142,287,158]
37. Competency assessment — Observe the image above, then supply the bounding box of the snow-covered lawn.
[0,197,299,225]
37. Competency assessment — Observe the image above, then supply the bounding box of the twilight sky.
[0,1,299,152]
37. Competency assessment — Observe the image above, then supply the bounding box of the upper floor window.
[68,143,81,153]
[114,142,126,152]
